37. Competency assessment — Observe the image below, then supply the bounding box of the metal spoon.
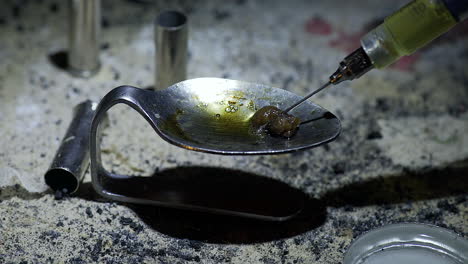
[90,78,340,156]
[89,78,340,220]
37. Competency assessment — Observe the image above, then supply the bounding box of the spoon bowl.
[157,78,341,154]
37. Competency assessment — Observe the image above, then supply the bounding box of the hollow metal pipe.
[154,10,188,90]
[68,0,101,78]
[45,100,104,194]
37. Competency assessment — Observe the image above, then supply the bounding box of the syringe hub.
[329,47,374,85]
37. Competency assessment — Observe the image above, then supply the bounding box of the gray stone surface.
[1,0,467,263]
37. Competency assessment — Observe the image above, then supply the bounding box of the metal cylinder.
[45,100,103,195]
[154,10,188,90]
[68,0,101,78]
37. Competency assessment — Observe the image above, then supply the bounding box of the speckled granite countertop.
[1,0,467,263]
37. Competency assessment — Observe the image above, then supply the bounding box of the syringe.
[285,0,468,113]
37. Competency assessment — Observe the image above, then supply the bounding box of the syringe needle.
[283,81,331,113]
[283,47,373,113]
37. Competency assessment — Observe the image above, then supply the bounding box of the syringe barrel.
[361,0,461,69]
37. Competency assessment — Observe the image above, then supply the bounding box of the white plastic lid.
[343,223,468,264]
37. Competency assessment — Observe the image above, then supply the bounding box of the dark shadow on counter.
[73,160,468,244]
[322,161,468,207]
[75,166,327,244]
[48,50,69,71]
[131,196,325,244]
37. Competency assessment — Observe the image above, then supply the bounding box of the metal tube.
[45,100,103,194]
[68,0,101,78]
[154,10,188,90]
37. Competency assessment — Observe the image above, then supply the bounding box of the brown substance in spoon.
[250,106,301,138]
